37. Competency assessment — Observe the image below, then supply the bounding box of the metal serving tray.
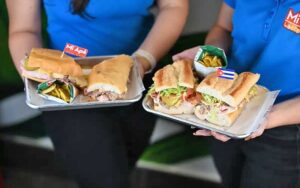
[143,91,279,139]
[25,56,143,111]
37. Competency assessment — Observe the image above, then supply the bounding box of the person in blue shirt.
[6,0,189,188]
[174,1,300,187]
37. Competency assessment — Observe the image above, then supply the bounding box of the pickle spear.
[24,57,39,71]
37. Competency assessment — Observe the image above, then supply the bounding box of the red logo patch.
[283,8,300,34]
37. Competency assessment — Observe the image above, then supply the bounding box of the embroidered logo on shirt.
[283,8,300,34]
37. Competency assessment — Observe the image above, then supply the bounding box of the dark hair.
[71,0,92,18]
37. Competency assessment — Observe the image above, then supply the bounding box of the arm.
[195,85,300,142]
[205,2,233,52]
[268,97,300,128]
[243,97,300,140]
[136,0,189,72]
[172,2,233,61]
[6,0,42,75]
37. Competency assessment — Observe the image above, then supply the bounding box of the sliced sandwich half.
[194,72,265,126]
[21,48,87,88]
[85,55,133,101]
[147,59,201,114]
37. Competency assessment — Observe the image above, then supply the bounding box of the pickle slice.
[24,58,39,71]
[161,95,181,107]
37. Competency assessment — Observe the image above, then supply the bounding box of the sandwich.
[21,48,87,88]
[194,71,265,126]
[85,55,133,101]
[147,59,201,114]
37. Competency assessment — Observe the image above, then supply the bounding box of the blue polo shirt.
[43,0,154,56]
[224,0,300,103]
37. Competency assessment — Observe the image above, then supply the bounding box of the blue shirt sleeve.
[224,0,235,9]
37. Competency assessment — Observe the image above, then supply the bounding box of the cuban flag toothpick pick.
[217,68,236,80]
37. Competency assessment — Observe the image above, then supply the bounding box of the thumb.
[172,53,182,61]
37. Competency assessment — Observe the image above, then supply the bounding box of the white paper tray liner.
[144,91,279,138]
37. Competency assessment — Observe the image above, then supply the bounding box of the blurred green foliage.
[141,131,209,164]
[0,0,21,85]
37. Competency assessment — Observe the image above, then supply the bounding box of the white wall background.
[183,0,222,34]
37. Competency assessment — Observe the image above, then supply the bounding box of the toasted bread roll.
[153,59,194,92]
[27,48,83,77]
[87,55,133,95]
[148,59,197,115]
[196,72,260,107]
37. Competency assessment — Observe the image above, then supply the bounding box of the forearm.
[204,3,233,52]
[139,3,188,62]
[9,31,42,75]
[6,0,42,76]
[267,97,300,129]
[205,25,232,52]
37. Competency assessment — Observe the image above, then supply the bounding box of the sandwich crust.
[173,59,194,88]
[210,104,244,127]
[153,65,178,92]
[196,72,260,107]
[27,48,83,77]
[153,59,194,92]
[224,72,260,105]
[223,85,267,126]
[87,55,133,94]
[194,84,267,127]
[22,74,48,83]
[194,99,246,127]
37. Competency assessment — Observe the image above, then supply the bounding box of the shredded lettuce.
[248,85,258,97]
[245,85,258,102]
[160,86,187,97]
[207,110,218,122]
[201,93,221,105]
[147,84,187,97]
[147,84,156,96]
